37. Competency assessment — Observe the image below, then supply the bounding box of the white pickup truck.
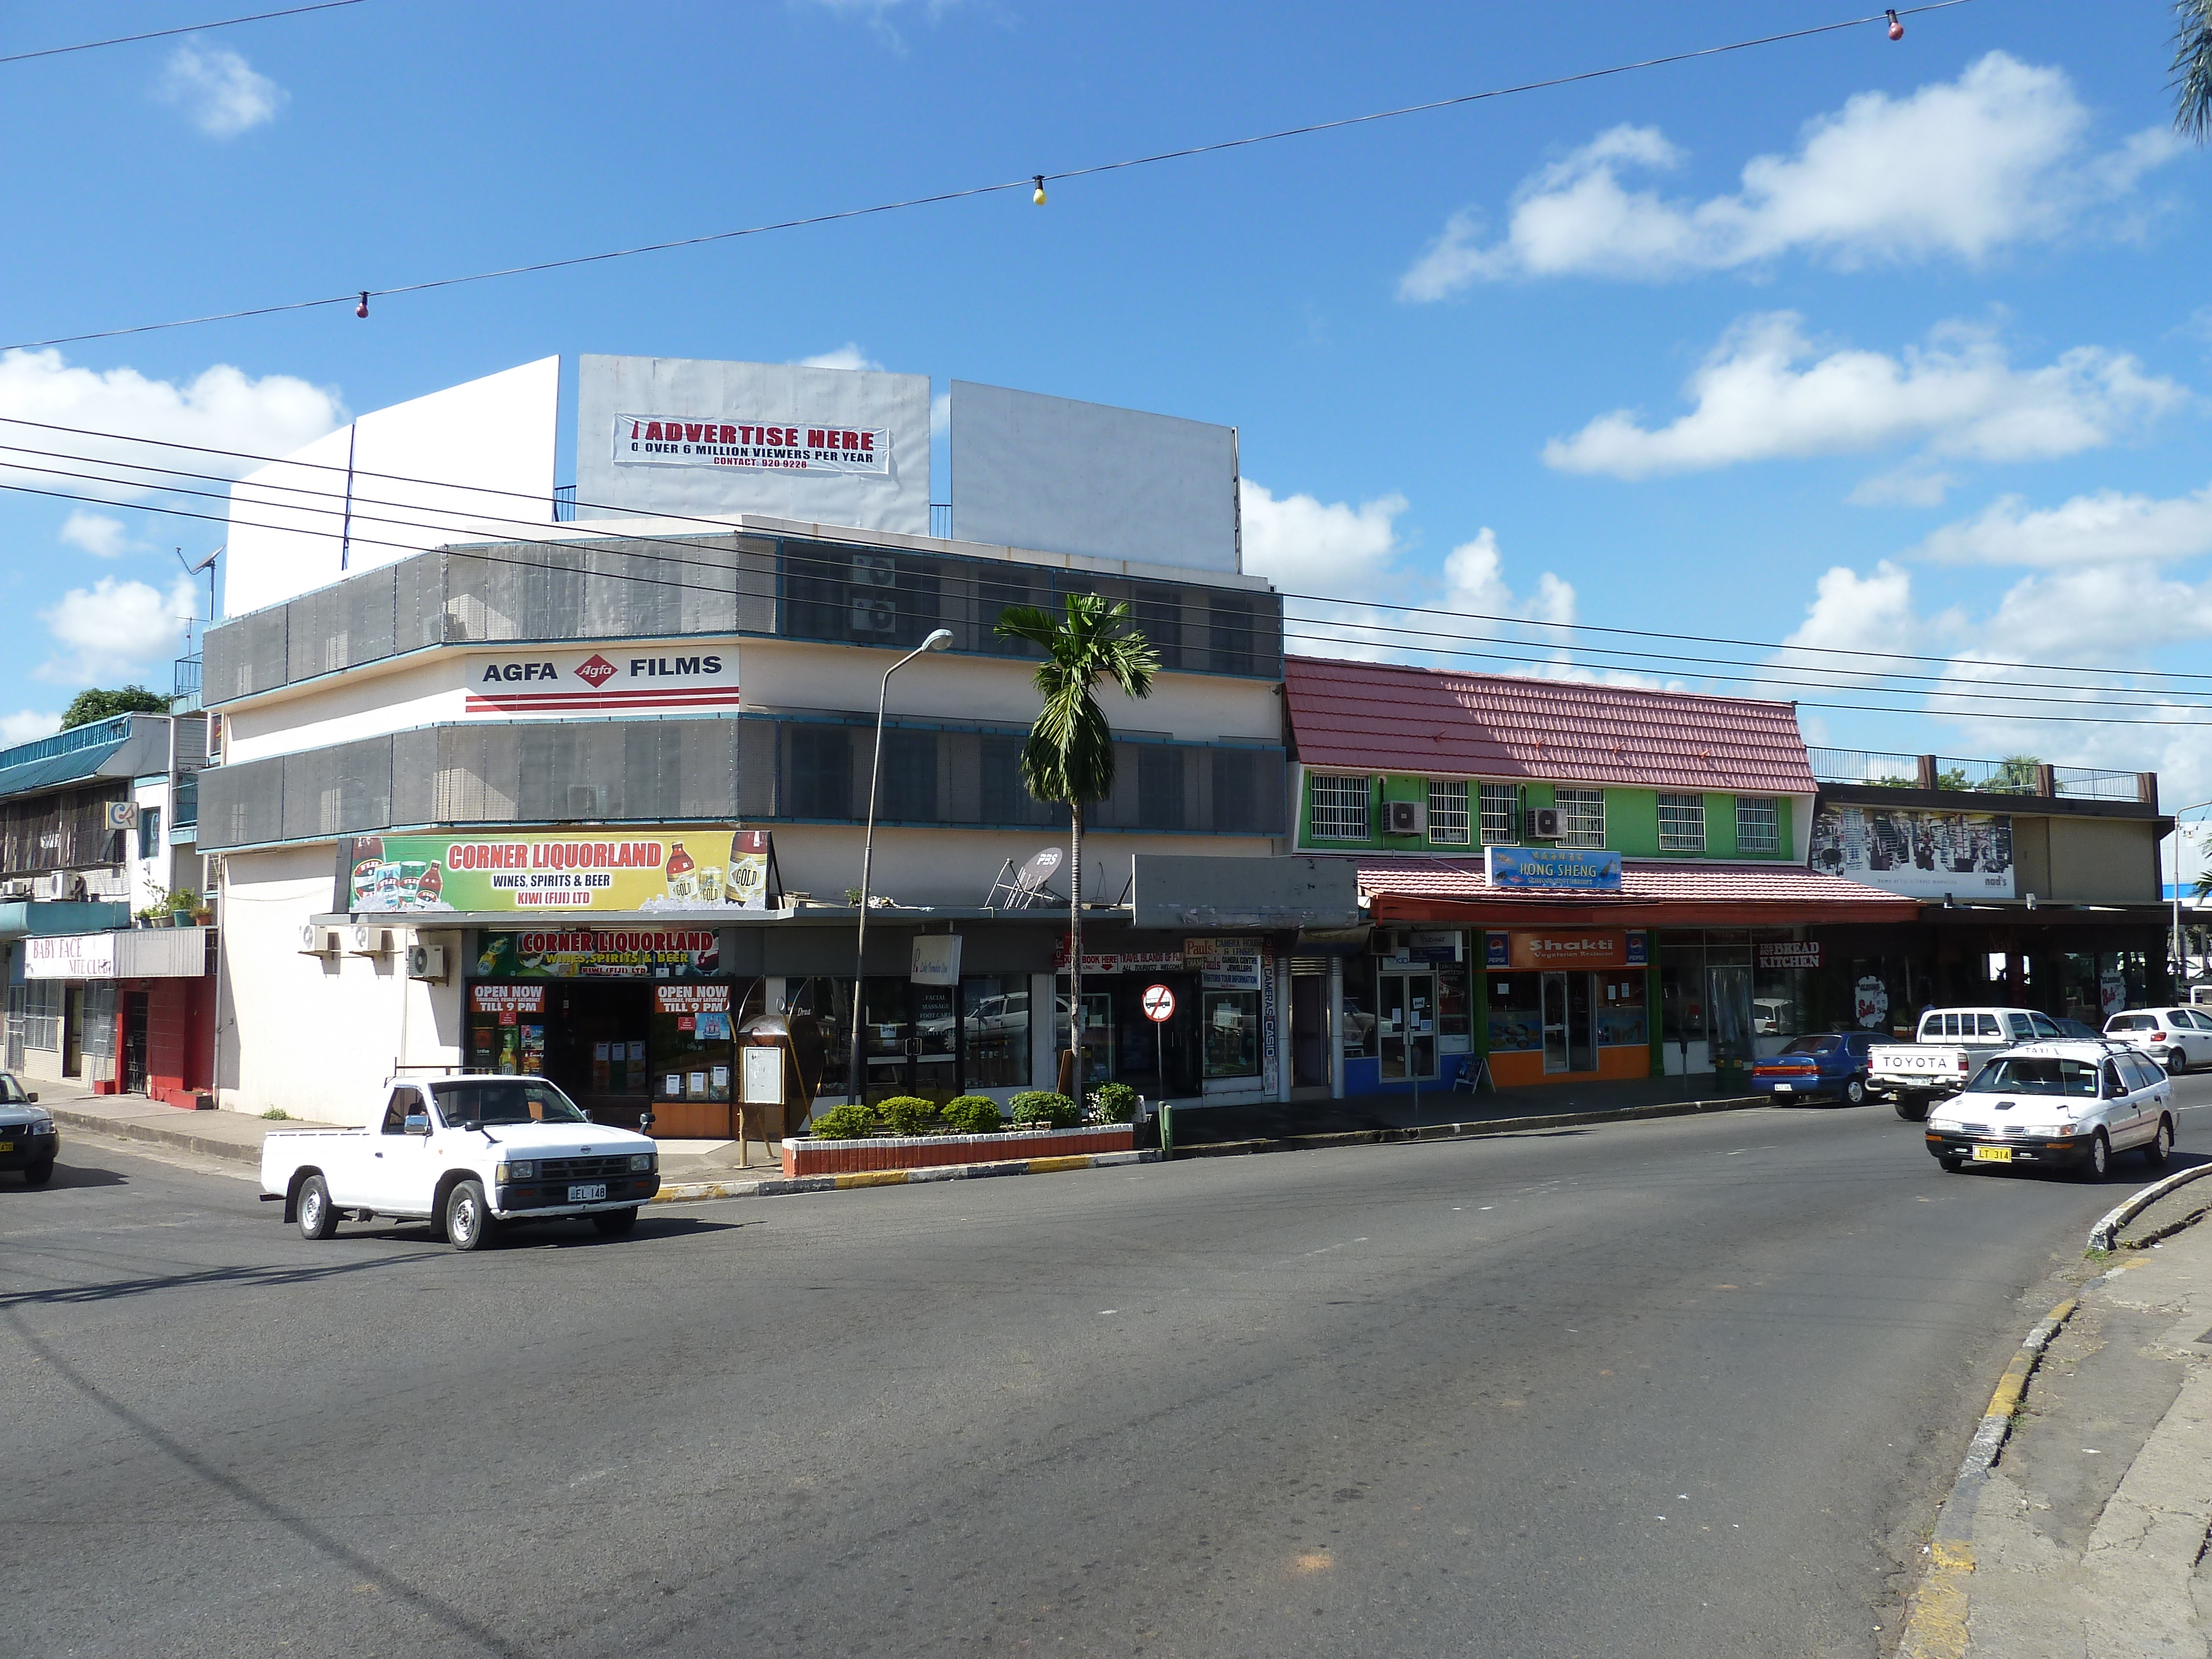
[260,1073,660,1251]
[1870,1006,2065,1121]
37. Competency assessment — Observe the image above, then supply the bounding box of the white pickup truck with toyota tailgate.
[1869,1006,2065,1120]
[260,1074,660,1251]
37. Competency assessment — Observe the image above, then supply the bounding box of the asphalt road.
[9,1082,2209,1659]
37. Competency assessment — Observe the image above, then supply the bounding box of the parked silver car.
[2104,1007,2212,1074]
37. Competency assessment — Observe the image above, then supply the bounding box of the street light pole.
[2173,801,2212,997]
[848,628,954,1107]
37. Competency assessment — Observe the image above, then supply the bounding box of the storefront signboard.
[1485,932,1510,969]
[613,415,891,476]
[462,646,741,719]
[1054,940,1185,977]
[469,984,545,1015]
[656,983,732,1040]
[1811,805,2015,900]
[1407,928,1463,963]
[1485,846,1624,891]
[1506,931,1630,969]
[1626,930,1648,967]
[340,829,762,915]
[474,929,721,979]
[25,933,117,980]
[1757,941,1822,970]
[911,934,963,987]
[1186,935,1265,990]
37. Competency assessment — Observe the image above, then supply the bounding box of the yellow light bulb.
[1032,174,1047,206]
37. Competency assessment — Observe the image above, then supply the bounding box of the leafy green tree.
[60,686,169,729]
[2177,0,2212,139]
[1976,754,2043,793]
[994,593,1159,1087]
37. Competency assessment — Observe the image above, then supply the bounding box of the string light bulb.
[1886,9,1903,40]
[354,290,369,319]
[1032,174,1046,206]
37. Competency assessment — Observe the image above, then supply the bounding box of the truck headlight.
[496,1160,535,1182]
[629,1153,655,1172]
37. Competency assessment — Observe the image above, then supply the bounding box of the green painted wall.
[1605,789,1658,857]
[1705,792,1738,858]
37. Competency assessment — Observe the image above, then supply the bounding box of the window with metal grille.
[1479,783,1517,844]
[880,731,938,821]
[1310,775,1370,840]
[789,726,853,819]
[1427,780,1470,845]
[1139,747,1186,831]
[1657,792,1705,853]
[1736,795,1780,854]
[1554,787,1605,848]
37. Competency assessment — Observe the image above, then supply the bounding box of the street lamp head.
[922,628,954,651]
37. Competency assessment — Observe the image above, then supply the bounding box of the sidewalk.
[1901,1181,2212,1657]
[39,1084,342,1167]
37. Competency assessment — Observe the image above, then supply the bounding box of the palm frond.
[2174,0,2212,139]
[993,592,1160,807]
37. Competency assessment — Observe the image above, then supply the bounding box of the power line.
[0,1,366,67]
[0,0,1979,351]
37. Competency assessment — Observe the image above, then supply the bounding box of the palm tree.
[995,593,1159,1095]
[2175,0,2212,140]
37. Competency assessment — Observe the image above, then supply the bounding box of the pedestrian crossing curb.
[650,1147,1160,1206]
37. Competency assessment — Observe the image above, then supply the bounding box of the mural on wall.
[1811,806,2015,900]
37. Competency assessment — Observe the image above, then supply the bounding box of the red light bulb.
[355,290,369,320]
[1886,9,1903,40]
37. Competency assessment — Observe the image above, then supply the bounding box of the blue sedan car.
[1747,1031,1881,1104]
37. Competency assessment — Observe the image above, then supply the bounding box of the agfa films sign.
[613,416,890,476]
[463,646,740,718]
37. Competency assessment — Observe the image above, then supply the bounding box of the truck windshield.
[431,1079,588,1126]
[1968,1057,2098,1097]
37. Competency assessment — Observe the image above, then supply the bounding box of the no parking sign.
[1142,984,1176,1023]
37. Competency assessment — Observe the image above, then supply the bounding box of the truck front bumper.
[493,1173,660,1218]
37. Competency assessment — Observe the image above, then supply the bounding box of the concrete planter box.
[781,1123,1135,1178]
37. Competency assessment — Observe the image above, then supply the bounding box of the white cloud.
[155,43,286,138]
[0,348,344,504]
[1541,314,2182,481]
[1441,528,1574,628]
[0,711,60,747]
[1782,560,1924,658]
[795,343,884,373]
[38,576,198,684]
[1239,481,1407,598]
[1919,485,2212,567]
[58,509,134,559]
[1401,53,2176,295]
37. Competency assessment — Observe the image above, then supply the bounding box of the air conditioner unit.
[406,944,447,982]
[1528,807,1562,841]
[41,872,86,901]
[105,801,138,830]
[299,924,341,956]
[0,879,34,900]
[349,925,392,956]
[1369,926,1406,957]
[1385,800,1427,836]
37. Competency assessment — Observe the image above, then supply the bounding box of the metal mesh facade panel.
[204,608,288,703]
[203,757,284,849]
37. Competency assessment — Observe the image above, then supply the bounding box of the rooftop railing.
[1804,747,1924,787]
[1808,747,2154,805]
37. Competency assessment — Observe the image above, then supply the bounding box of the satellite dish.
[1015,846,1065,894]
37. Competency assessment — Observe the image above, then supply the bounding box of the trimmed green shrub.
[941,1094,1005,1134]
[808,1102,879,1140]
[880,1095,939,1136]
[1009,1089,1079,1129]
[1088,1082,1140,1124]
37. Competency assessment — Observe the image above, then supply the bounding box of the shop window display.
[1437,961,1471,1041]
[1202,989,1260,1078]
[961,976,1031,1091]
[1487,975,1543,1052]
[1595,972,1646,1047]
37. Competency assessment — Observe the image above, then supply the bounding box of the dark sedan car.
[0,1071,56,1183]
[1747,1031,1880,1104]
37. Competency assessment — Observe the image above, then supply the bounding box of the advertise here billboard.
[1811,805,2015,900]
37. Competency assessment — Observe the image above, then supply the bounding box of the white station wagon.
[1924,1041,2177,1181]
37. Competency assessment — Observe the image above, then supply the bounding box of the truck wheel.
[1843,1076,1867,1107]
[2077,1130,2111,1182]
[2146,1115,2175,1168]
[297,1174,338,1240]
[1893,1094,1928,1121]
[591,1208,638,1237]
[444,1180,494,1252]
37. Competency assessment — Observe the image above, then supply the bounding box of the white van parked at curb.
[259,1074,660,1251]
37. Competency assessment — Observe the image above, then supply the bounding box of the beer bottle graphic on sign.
[665,841,698,904]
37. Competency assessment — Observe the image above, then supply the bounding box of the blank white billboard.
[226,357,560,615]
[572,355,930,535]
[949,382,1238,573]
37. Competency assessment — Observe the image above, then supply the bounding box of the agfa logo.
[575,654,618,688]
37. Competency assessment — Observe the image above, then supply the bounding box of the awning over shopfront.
[24,926,215,980]
[1350,856,1919,928]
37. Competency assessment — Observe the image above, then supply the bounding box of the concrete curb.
[2087,1161,2212,1252]
[651,1147,1160,1206]
[1896,1293,2084,1659]
[1171,1093,1771,1159]
[45,1104,266,1168]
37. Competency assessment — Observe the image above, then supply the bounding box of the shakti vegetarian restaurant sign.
[613,416,890,475]
[337,830,767,914]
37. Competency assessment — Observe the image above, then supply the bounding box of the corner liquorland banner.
[337,830,776,915]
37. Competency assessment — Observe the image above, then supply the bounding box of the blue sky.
[0,0,2206,796]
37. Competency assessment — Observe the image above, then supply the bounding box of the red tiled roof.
[1348,854,1917,924]
[1284,656,1818,795]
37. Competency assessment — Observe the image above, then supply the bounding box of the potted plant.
[169,887,200,926]
[132,905,161,931]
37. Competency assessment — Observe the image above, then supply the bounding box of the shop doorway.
[542,982,652,1125]
[1100,973,1201,1097]
[1541,972,1597,1074]
[1708,965,1756,1070]
[123,990,148,1094]
[1379,970,1438,1081]
[1290,969,1329,1088]
[861,979,961,1103]
[62,987,82,1078]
